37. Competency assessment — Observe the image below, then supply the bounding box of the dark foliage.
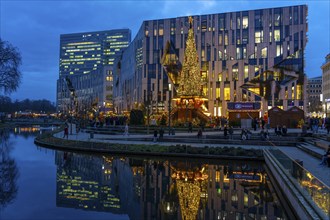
[130,109,144,125]
[0,95,56,113]
[0,39,22,94]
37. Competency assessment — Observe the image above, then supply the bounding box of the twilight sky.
[0,0,329,103]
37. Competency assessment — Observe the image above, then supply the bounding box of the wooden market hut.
[268,106,304,128]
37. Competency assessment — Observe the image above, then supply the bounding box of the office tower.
[57,29,131,115]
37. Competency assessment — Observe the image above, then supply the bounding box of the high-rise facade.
[322,54,330,117]
[57,29,131,115]
[307,76,322,114]
[114,5,308,117]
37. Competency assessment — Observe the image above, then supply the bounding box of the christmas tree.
[178,16,203,97]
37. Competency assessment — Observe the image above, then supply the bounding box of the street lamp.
[168,84,172,135]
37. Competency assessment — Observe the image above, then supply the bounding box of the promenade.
[53,126,330,187]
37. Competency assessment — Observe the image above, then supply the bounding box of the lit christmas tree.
[178,17,203,97]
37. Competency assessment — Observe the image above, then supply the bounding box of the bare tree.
[0,39,22,94]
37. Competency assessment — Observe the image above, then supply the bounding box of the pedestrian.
[124,123,129,136]
[159,127,164,139]
[282,125,287,136]
[153,129,158,142]
[319,147,330,166]
[197,128,202,139]
[228,126,234,139]
[325,118,330,134]
[188,122,193,133]
[241,128,247,140]
[63,124,69,139]
[224,125,228,138]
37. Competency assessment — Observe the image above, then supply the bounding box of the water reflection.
[55,151,287,220]
[0,129,19,208]
[12,126,56,139]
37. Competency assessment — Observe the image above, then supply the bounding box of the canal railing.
[264,148,329,220]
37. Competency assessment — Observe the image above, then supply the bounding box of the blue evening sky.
[0,0,329,103]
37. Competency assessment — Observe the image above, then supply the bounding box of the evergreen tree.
[178,17,203,97]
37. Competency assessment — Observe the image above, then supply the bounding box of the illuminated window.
[274,71,280,81]
[243,47,247,59]
[159,24,164,36]
[224,33,228,46]
[218,51,223,60]
[215,171,220,182]
[291,86,295,99]
[232,66,238,80]
[218,74,222,82]
[274,29,281,42]
[154,25,157,36]
[276,45,283,56]
[224,86,230,100]
[216,87,221,99]
[236,31,241,44]
[274,11,281,26]
[218,34,223,45]
[242,16,248,29]
[236,17,240,29]
[261,47,267,58]
[269,31,272,42]
[236,47,241,60]
[255,30,263,43]
[297,84,302,99]
[244,65,249,79]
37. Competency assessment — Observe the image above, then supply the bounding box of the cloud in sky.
[0,0,329,103]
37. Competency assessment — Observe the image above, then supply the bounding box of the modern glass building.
[114,5,308,118]
[56,29,131,115]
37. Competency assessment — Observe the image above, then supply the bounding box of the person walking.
[325,118,330,134]
[224,125,228,138]
[319,147,330,166]
[188,122,193,133]
[63,124,69,139]
[228,126,234,139]
[124,123,129,136]
[153,129,158,142]
[197,128,203,139]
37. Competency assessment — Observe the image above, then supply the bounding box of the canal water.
[1,127,289,220]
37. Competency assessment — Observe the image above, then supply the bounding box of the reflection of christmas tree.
[177,180,200,220]
[178,17,202,97]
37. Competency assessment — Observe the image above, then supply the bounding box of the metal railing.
[266,147,330,219]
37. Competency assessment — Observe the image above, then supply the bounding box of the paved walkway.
[53,126,330,187]
[55,129,273,150]
[279,146,330,187]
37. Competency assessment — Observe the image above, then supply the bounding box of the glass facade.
[57,29,131,115]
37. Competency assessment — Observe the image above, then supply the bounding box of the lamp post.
[168,84,172,135]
